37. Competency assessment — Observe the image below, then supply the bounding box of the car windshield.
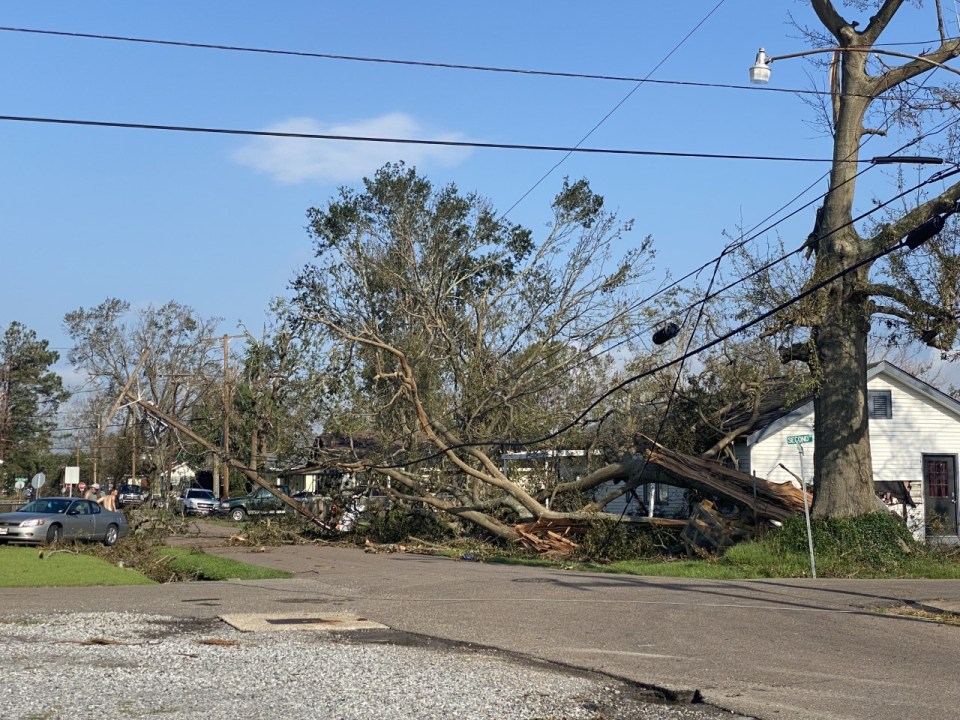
[119,485,141,494]
[187,490,215,500]
[18,499,72,514]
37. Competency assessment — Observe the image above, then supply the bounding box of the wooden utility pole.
[130,409,137,484]
[218,334,244,499]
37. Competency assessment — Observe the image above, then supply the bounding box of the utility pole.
[0,356,11,463]
[115,386,329,528]
[130,409,137,485]
[217,334,244,500]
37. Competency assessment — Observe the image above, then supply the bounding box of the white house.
[734,361,960,542]
[164,462,196,488]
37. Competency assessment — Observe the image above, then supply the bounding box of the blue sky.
[1,2,956,385]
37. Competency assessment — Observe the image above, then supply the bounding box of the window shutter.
[868,390,892,419]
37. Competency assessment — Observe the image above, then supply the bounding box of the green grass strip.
[157,547,292,581]
[0,546,155,587]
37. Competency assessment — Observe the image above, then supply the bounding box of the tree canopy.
[0,321,68,486]
[290,163,658,537]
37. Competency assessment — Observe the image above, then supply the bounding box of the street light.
[749,46,960,84]
[749,48,771,84]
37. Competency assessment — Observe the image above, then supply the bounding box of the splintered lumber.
[514,518,583,557]
[641,438,811,523]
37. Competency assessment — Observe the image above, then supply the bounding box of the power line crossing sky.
[1,2,956,385]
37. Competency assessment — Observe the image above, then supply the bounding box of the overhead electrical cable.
[500,0,729,218]
[366,223,933,471]
[0,26,938,102]
[0,113,851,163]
[576,71,960,354]
[514,43,955,365]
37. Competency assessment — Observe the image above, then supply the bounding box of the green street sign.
[786,434,813,445]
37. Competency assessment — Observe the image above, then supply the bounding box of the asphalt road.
[5,532,960,720]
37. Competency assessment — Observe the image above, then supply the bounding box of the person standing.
[98,488,118,511]
[83,483,99,501]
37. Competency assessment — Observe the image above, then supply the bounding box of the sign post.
[64,466,80,497]
[787,434,816,578]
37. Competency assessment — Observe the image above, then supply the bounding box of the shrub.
[575,521,683,562]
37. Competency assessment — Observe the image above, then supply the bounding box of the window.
[927,460,950,497]
[867,389,892,419]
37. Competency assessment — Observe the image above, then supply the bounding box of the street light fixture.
[749,48,771,84]
[748,46,960,84]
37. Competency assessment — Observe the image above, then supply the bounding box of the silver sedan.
[0,497,129,546]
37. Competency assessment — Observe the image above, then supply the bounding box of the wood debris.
[363,538,407,554]
[681,499,753,556]
[197,638,240,647]
[642,438,811,523]
[514,518,583,558]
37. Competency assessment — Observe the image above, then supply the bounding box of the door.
[64,499,98,541]
[923,455,958,535]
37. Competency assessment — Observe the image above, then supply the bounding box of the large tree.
[291,163,658,538]
[765,1,960,517]
[229,305,327,473]
[64,299,222,489]
[0,322,69,487]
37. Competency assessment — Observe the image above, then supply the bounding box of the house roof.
[746,360,960,446]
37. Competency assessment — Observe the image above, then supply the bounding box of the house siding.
[744,409,815,488]
[744,368,960,540]
[597,482,689,519]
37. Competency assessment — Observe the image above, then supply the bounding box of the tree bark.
[806,5,880,517]
[811,286,876,516]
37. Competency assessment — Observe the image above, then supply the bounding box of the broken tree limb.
[643,439,810,523]
[117,388,331,530]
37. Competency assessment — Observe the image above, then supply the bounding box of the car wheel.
[103,524,119,547]
[45,524,63,545]
[229,508,246,522]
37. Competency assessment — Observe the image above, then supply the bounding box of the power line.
[500,0,729,217]
[0,24,893,100]
[579,69,960,357]
[0,113,855,163]
[368,226,927,470]
[0,26,946,102]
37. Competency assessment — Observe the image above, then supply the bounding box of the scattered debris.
[197,638,240,647]
[514,518,583,558]
[681,500,753,556]
[643,440,812,523]
[363,539,407,554]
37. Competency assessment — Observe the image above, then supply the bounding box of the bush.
[771,512,917,567]
[575,521,683,562]
[718,511,955,578]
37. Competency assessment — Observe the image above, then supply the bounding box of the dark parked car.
[0,497,129,546]
[218,485,291,522]
[117,484,147,507]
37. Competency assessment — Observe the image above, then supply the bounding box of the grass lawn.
[0,544,293,587]
[0,546,155,587]
[157,547,292,581]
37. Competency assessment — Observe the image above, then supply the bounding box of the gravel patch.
[0,612,750,720]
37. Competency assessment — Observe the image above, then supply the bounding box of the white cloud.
[231,113,471,184]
